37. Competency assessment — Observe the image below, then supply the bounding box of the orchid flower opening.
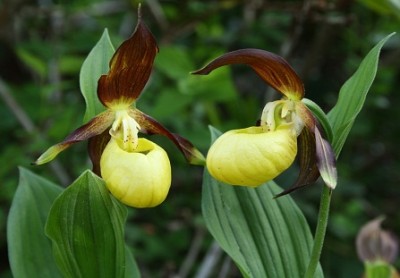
[34,8,205,208]
[193,49,337,196]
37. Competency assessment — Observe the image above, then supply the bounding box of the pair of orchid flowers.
[35,11,337,208]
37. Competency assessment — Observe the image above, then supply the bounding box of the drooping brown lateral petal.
[275,126,320,198]
[88,129,111,176]
[97,9,159,107]
[33,111,114,165]
[315,127,337,189]
[131,109,205,165]
[192,49,304,100]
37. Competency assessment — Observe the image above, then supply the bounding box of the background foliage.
[1,0,399,277]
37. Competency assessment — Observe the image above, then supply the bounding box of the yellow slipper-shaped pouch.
[101,138,171,208]
[206,126,297,186]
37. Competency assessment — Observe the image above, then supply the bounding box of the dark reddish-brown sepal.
[275,125,320,198]
[192,49,304,100]
[299,101,337,189]
[131,109,206,165]
[88,129,111,176]
[33,111,114,165]
[97,7,158,108]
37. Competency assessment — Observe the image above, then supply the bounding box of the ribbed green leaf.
[125,247,141,278]
[7,167,63,278]
[80,29,115,122]
[45,170,130,278]
[327,33,395,155]
[202,127,323,278]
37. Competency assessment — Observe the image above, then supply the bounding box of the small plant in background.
[6,4,397,278]
[356,217,399,278]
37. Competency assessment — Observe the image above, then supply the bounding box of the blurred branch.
[218,255,234,278]
[0,77,71,185]
[280,0,312,59]
[178,227,206,277]
[263,0,313,103]
[147,0,169,30]
[195,240,224,278]
[0,79,35,133]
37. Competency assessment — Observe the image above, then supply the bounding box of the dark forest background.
[1,0,399,277]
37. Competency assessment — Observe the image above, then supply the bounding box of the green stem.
[304,185,332,278]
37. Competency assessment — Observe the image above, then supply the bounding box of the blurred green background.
[1,0,399,277]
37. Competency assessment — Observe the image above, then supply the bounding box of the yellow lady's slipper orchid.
[194,48,337,195]
[101,138,171,208]
[34,8,205,208]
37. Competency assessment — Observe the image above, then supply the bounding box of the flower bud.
[356,217,398,264]
[100,138,171,208]
[206,126,297,186]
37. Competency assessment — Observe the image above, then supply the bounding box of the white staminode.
[110,110,142,152]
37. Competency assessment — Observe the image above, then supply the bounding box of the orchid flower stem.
[304,185,332,278]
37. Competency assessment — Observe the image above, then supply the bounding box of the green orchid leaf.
[80,29,115,122]
[124,247,141,278]
[7,167,63,278]
[45,170,134,278]
[202,127,323,278]
[328,33,395,156]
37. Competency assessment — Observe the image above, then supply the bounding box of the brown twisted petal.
[297,102,337,189]
[97,8,159,107]
[130,109,205,166]
[315,127,337,189]
[192,49,304,100]
[275,125,320,197]
[88,129,111,176]
[33,110,115,165]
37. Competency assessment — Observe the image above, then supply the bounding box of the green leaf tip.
[328,32,396,156]
[45,169,129,278]
[80,28,115,122]
[8,167,63,278]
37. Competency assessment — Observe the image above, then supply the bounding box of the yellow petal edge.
[100,138,171,208]
[206,126,297,186]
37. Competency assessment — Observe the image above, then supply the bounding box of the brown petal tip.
[193,49,304,100]
[98,7,158,107]
[132,109,205,165]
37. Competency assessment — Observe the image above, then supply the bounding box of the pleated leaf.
[124,247,141,278]
[80,29,115,122]
[328,33,395,155]
[45,170,134,278]
[7,167,63,278]
[202,127,323,278]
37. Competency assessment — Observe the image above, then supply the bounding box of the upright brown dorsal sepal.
[192,49,304,100]
[98,7,159,108]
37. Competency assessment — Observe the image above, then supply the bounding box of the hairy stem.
[304,185,332,278]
